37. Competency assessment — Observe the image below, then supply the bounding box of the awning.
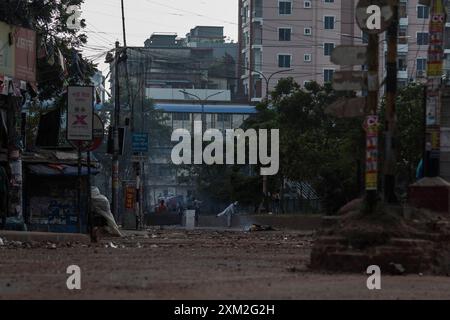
[155,103,257,115]
[28,164,99,176]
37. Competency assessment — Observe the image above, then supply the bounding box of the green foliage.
[1,0,96,101]
[191,78,364,213]
[380,83,425,187]
[182,80,425,215]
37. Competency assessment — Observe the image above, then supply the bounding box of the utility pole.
[112,41,121,221]
[384,0,399,203]
[121,0,133,131]
[365,32,380,209]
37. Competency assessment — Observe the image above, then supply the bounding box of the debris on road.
[0,238,4,246]
[107,242,118,249]
[245,224,275,232]
[389,263,406,275]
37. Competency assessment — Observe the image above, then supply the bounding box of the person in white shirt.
[217,202,239,228]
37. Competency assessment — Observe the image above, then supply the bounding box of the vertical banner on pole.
[365,116,379,191]
[425,0,446,176]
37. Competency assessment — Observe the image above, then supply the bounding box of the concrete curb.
[0,231,90,244]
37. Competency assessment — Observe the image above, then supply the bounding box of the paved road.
[0,229,449,300]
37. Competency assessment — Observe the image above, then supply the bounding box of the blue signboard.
[132,133,149,153]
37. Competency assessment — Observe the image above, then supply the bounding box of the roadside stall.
[22,150,99,233]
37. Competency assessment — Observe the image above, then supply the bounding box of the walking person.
[217,202,239,228]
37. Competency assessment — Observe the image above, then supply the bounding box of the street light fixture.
[245,68,293,213]
[244,68,294,101]
[179,90,225,131]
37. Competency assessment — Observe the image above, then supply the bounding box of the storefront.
[22,151,99,234]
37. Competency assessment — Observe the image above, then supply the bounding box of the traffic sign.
[356,0,394,34]
[132,133,149,153]
[332,71,368,91]
[331,45,368,66]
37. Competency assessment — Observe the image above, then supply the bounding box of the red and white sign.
[67,86,94,142]
[365,115,379,191]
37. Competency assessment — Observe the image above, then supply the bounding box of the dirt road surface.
[0,229,449,300]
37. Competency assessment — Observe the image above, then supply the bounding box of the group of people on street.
[152,191,282,229]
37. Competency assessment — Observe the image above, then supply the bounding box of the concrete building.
[146,103,256,208]
[238,0,432,102]
[108,27,254,212]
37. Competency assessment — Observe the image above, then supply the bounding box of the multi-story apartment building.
[108,26,255,211]
[238,0,433,102]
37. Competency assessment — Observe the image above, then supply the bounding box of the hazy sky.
[81,0,239,74]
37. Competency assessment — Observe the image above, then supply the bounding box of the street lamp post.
[246,68,294,102]
[179,90,225,132]
[247,68,293,213]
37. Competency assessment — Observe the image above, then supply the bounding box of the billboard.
[0,21,36,83]
[67,86,94,142]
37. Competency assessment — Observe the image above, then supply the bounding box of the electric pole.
[112,41,121,221]
[384,0,399,203]
[365,32,380,209]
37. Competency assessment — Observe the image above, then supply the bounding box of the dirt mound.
[311,203,450,274]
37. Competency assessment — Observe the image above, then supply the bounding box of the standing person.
[217,202,239,228]
[193,198,202,225]
[157,200,167,214]
[272,191,281,215]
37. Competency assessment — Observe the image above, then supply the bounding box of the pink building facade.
[238,0,432,102]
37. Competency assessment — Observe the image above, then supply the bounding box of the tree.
[1,0,96,99]
[380,83,425,192]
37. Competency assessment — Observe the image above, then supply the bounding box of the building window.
[304,54,312,62]
[324,16,335,30]
[417,32,429,45]
[324,43,335,56]
[279,1,292,15]
[278,54,291,68]
[217,114,232,122]
[172,113,190,121]
[324,0,334,2]
[279,28,292,41]
[398,56,407,71]
[304,1,312,8]
[304,27,312,36]
[324,69,334,83]
[417,58,427,71]
[418,5,429,19]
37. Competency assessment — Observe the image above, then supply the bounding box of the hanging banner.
[67,86,94,142]
[427,0,446,78]
[0,21,36,84]
[125,186,136,210]
[14,26,37,83]
[425,0,446,166]
[426,93,439,126]
[365,115,379,191]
